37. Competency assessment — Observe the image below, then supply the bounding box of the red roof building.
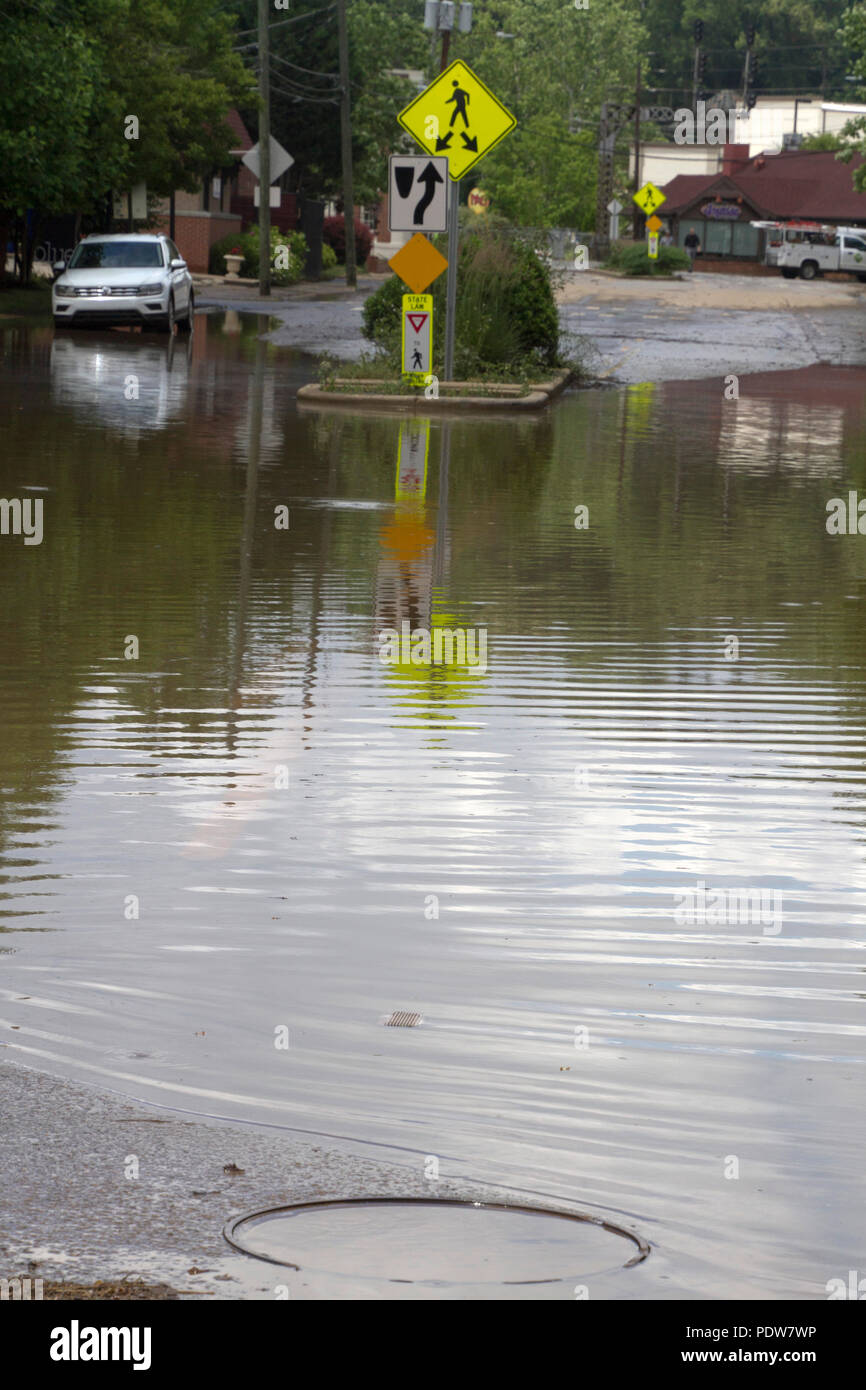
[660,146,866,261]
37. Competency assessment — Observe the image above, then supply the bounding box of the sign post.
[397,60,516,383]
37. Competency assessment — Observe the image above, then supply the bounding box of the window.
[703,220,732,256]
[69,240,163,269]
[843,236,866,252]
[731,221,760,257]
[166,240,182,264]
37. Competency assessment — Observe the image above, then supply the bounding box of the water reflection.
[1,327,865,1297]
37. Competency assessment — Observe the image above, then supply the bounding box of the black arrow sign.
[460,133,478,152]
[435,132,453,151]
[412,160,444,225]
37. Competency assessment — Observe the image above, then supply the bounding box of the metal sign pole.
[443,177,458,382]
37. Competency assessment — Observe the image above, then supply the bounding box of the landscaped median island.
[297,368,573,412]
[299,219,582,412]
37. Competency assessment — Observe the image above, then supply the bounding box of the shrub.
[209,226,308,283]
[605,241,691,276]
[322,215,373,266]
[321,243,338,271]
[361,222,561,375]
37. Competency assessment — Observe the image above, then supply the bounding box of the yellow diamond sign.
[397,60,516,181]
[388,233,448,295]
[645,213,663,234]
[633,181,666,215]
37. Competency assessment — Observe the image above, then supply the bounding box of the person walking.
[683,225,701,270]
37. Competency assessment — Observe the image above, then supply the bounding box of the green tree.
[0,0,254,281]
[836,4,866,189]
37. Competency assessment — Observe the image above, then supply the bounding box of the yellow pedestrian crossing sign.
[633,181,666,215]
[397,60,517,181]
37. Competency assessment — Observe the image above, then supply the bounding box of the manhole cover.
[224,1198,647,1286]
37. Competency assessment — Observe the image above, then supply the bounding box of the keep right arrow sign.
[389,155,449,233]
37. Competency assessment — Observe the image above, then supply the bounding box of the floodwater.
[1,313,865,1300]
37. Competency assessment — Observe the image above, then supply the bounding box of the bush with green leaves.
[605,241,691,276]
[321,243,338,271]
[361,223,561,377]
[209,226,308,284]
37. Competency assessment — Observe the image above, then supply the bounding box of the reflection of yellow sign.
[633,181,666,214]
[389,233,448,295]
[645,213,663,234]
[397,60,516,181]
[395,419,429,501]
[468,187,491,214]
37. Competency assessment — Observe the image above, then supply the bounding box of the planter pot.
[224,253,244,280]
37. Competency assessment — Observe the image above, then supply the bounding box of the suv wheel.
[157,295,176,334]
[177,291,194,333]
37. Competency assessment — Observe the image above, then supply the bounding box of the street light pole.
[257,0,271,297]
[337,0,357,288]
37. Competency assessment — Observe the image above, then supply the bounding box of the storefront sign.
[701,202,741,220]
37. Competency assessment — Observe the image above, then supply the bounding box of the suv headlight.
[137,282,165,294]
[54,283,75,298]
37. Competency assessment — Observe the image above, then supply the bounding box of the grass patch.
[0,282,53,316]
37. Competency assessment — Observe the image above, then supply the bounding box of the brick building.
[659,145,866,263]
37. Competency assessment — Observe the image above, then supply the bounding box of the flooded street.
[2,313,865,1299]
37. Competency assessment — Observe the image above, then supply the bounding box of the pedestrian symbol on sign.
[447,79,470,129]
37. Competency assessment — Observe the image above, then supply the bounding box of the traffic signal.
[694,19,704,43]
[697,52,707,80]
[745,23,756,47]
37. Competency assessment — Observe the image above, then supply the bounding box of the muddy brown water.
[1,315,865,1298]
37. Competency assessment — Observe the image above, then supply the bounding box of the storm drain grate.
[384,1011,422,1027]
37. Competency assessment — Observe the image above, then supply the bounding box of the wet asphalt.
[196,270,866,383]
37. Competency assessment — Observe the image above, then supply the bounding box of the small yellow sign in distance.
[388,233,448,295]
[397,60,517,181]
[645,213,663,234]
[633,181,667,215]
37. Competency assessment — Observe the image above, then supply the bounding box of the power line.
[234,5,335,38]
[270,51,339,85]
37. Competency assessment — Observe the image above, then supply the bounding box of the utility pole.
[633,63,643,241]
[743,22,756,107]
[257,0,271,296]
[337,0,357,288]
[594,101,615,261]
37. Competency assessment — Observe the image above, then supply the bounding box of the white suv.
[52,233,194,332]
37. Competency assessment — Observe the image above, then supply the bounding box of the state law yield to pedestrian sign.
[633,181,666,215]
[402,294,433,386]
[397,60,516,181]
[389,155,448,232]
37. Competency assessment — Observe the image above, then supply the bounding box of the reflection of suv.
[52,233,194,332]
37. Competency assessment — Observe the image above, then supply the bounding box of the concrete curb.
[296,369,573,414]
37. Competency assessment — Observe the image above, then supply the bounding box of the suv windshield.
[69,241,164,269]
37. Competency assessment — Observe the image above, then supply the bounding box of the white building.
[632,96,866,190]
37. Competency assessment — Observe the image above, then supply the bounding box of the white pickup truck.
[775,226,866,281]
